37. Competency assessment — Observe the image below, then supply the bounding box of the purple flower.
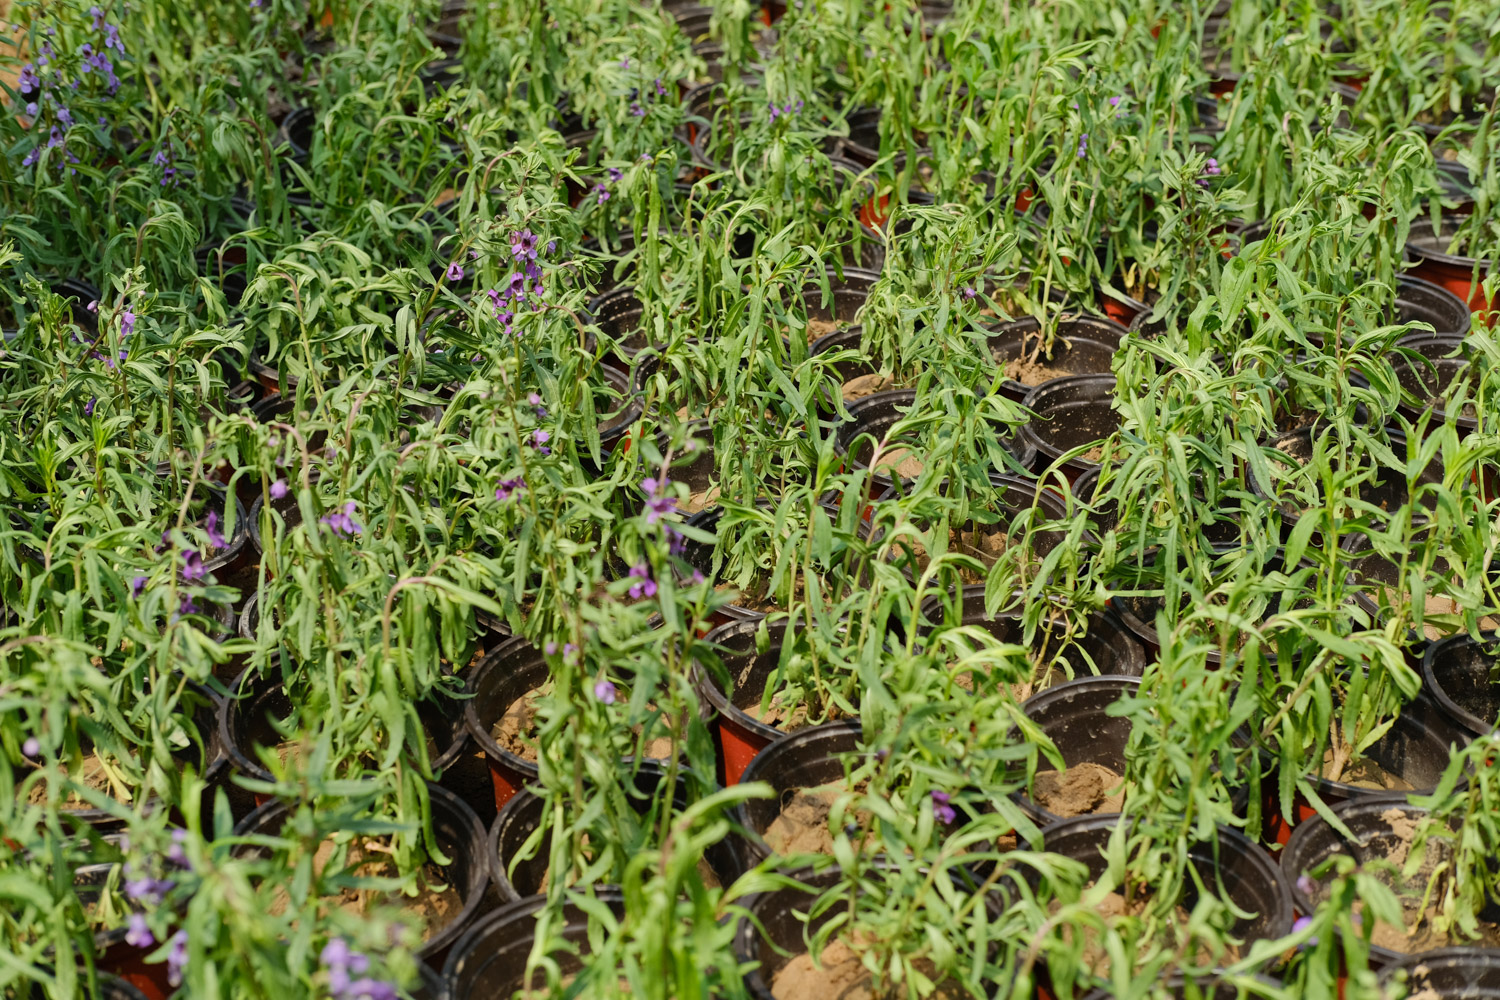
[177,593,198,616]
[167,828,190,868]
[1077,133,1088,159]
[1109,95,1123,107]
[563,642,577,660]
[1292,915,1318,948]
[627,563,657,600]
[344,981,399,1000]
[594,679,617,704]
[495,477,525,501]
[510,229,538,262]
[446,262,464,282]
[167,930,188,987]
[130,575,147,597]
[180,549,206,583]
[528,392,542,406]
[270,479,288,500]
[606,167,623,182]
[630,102,645,117]
[90,6,106,30]
[546,240,557,255]
[86,299,98,313]
[120,308,135,337]
[593,182,610,205]
[84,396,96,416]
[319,501,362,538]
[531,429,551,455]
[18,63,38,93]
[654,78,667,97]
[126,876,175,904]
[931,790,956,825]
[1296,875,1315,897]
[960,286,977,301]
[545,642,558,656]
[22,737,39,757]
[125,913,154,949]
[204,510,225,548]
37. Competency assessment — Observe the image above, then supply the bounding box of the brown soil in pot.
[842,374,896,401]
[27,752,133,809]
[872,446,924,479]
[1319,749,1412,791]
[270,838,463,942]
[1051,889,1234,977]
[1002,354,1076,386]
[764,782,869,856]
[771,938,964,1000]
[807,317,850,339]
[492,683,550,762]
[1380,588,1500,642]
[1032,762,1126,817]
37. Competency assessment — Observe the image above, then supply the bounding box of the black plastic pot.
[1377,948,1500,997]
[734,867,985,1000]
[730,719,865,869]
[696,620,864,785]
[1282,794,1466,967]
[1020,375,1121,481]
[1394,275,1472,336]
[588,285,661,364]
[984,313,1126,403]
[1267,693,1467,847]
[1017,677,1137,824]
[1080,974,1283,1000]
[1405,213,1490,315]
[594,363,642,455]
[918,585,1145,680]
[782,267,879,348]
[194,241,253,308]
[875,473,1071,584]
[443,890,624,999]
[834,389,1036,499]
[280,106,316,163]
[1423,632,1500,739]
[1071,463,1247,551]
[461,637,550,811]
[1035,815,1294,961]
[1345,536,1481,646]
[808,325,879,418]
[1392,333,1478,432]
[221,666,468,793]
[488,769,740,901]
[232,784,489,962]
[637,418,719,515]
[835,106,886,166]
[1254,426,1442,545]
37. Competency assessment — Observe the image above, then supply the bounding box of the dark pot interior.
[1424,632,1500,739]
[1393,276,1471,337]
[986,314,1125,402]
[733,719,866,868]
[444,892,623,998]
[1038,816,1293,949]
[1392,334,1478,430]
[1020,375,1121,469]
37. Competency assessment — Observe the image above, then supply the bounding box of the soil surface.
[1320,749,1412,791]
[898,524,1017,584]
[1052,889,1233,977]
[807,318,848,339]
[1002,354,1074,386]
[492,684,551,762]
[745,690,811,732]
[1381,588,1500,641]
[841,374,895,401]
[27,752,132,809]
[873,446,924,479]
[771,939,964,1000]
[763,783,868,856]
[1032,762,1126,817]
[270,838,463,942]
[683,487,721,513]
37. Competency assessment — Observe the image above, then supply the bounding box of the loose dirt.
[807,318,847,338]
[27,752,132,809]
[492,684,551,762]
[1032,762,1126,817]
[873,446,924,479]
[683,487,721,513]
[745,690,811,732]
[269,838,463,943]
[1002,354,1074,386]
[841,374,895,401]
[1381,588,1500,641]
[763,783,868,856]
[771,939,964,1000]
[1321,750,1412,791]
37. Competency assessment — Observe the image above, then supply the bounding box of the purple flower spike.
[179,549,206,583]
[319,501,362,538]
[130,575,147,597]
[594,679,617,704]
[495,477,525,501]
[167,828,190,867]
[627,563,657,600]
[167,930,188,987]
[120,308,136,337]
[931,790,956,825]
[204,510,225,549]
[125,913,154,949]
[84,396,96,416]
[510,229,539,263]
